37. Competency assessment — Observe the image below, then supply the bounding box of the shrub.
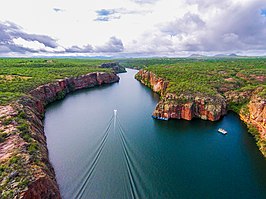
[17,110,27,119]
[0,132,8,143]
[2,118,12,125]
[28,143,38,155]
[17,123,28,133]
[22,133,31,142]
[9,156,19,164]
[56,90,66,100]
[0,165,7,176]
[19,178,30,188]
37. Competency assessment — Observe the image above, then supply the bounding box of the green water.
[44,69,266,199]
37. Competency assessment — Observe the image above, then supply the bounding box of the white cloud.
[0,0,265,56]
[130,0,159,4]
[13,38,46,51]
[13,37,65,52]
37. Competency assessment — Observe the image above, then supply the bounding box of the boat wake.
[72,110,148,199]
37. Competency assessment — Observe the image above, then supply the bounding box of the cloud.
[185,0,231,9]
[160,12,205,36]
[95,16,121,22]
[95,9,120,21]
[95,36,124,52]
[64,37,124,53]
[53,8,64,12]
[65,44,93,53]
[131,0,159,4]
[94,8,149,21]
[1,0,266,56]
[0,21,125,55]
[130,0,266,54]
[0,21,61,54]
[96,9,116,16]
[193,0,266,51]
[18,34,58,48]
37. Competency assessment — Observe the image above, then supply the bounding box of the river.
[44,69,266,199]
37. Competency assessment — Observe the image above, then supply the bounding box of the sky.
[0,0,265,57]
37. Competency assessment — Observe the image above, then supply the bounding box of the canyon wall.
[239,90,266,157]
[136,70,227,121]
[136,69,266,157]
[0,72,119,198]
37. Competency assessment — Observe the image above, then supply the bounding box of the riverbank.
[44,68,266,199]
[0,72,119,198]
[136,69,266,157]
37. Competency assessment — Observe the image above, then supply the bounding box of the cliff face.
[153,93,227,121]
[136,69,266,157]
[26,72,119,114]
[99,62,126,73]
[136,69,168,95]
[136,70,227,121]
[0,72,119,198]
[239,90,266,157]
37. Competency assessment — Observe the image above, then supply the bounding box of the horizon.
[0,54,266,59]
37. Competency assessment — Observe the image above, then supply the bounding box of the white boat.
[152,115,169,121]
[218,128,227,135]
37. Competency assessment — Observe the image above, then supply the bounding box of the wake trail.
[117,116,150,199]
[73,112,151,199]
[117,117,151,199]
[117,123,138,199]
[74,116,114,199]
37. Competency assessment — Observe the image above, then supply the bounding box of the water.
[44,69,266,199]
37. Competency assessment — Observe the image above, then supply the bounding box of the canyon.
[0,65,265,198]
[136,69,266,157]
[0,72,119,198]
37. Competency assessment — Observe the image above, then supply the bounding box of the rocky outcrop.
[100,62,126,73]
[21,176,61,199]
[26,72,119,114]
[153,93,227,121]
[136,70,227,121]
[135,69,168,95]
[239,89,266,157]
[0,72,119,198]
[136,69,266,157]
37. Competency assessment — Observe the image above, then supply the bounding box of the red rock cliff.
[135,69,169,95]
[136,69,266,157]
[153,93,227,121]
[0,72,119,198]
[239,90,266,157]
[136,70,227,121]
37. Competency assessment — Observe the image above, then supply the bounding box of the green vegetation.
[118,57,203,69]
[0,58,112,105]
[0,107,46,197]
[246,123,266,157]
[0,58,117,197]
[131,57,265,157]
[0,132,8,143]
[228,102,245,114]
[28,142,39,155]
[2,117,13,125]
[133,58,266,98]
[56,90,66,100]
[0,153,32,198]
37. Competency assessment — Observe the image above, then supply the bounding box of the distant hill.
[214,53,239,57]
[228,53,238,57]
[189,54,205,58]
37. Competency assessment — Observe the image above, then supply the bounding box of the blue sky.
[261,9,266,16]
[0,0,265,57]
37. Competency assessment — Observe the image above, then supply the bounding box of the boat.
[218,128,227,135]
[152,115,169,121]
